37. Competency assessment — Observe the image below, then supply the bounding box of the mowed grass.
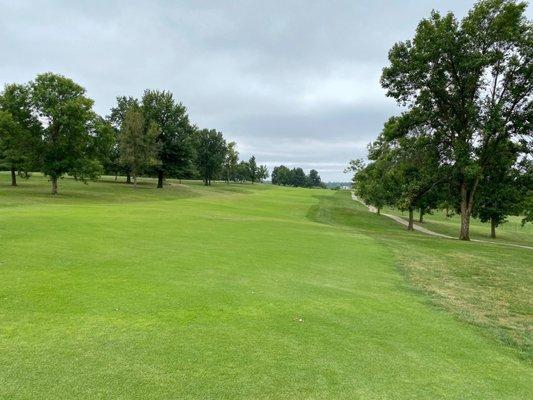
[384,206,533,247]
[317,194,533,362]
[0,174,532,399]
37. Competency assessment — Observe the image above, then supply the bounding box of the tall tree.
[0,111,19,184]
[142,90,195,188]
[248,155,258,184]
[473,140,529,237]
[257,165,269,183]
[235,161,251,182]
[381,0,532,240]
[271,165,290,185]
[306,169,322,187]
[108,96,140,182]
[290,167,306,187]
[195,129,227,186]
[30,73,101,194]
[349,139,400,216]
[89,116,116,177]
[119,107,160,186]
[384,128,442,230]
[353,162,395,216]
[0,83,42,185]
[223,141,239,183]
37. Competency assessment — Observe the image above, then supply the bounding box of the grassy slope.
[317,193,532,361]
[0,174,531,399]
[384,206,533,247]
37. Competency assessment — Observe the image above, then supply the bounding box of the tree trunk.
[115,172,118,181]
[459,181,470,240]
[376,207,381,216]
[126,173,132,184]
[51,176,58,195]
[419,209,424,223]
[460,210,471,240]
[10,165,17,186]
[157,171,164,189]
[459,180,475,241]
[490,218,496,239]
[407,208,414,231]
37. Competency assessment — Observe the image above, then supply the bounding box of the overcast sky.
[2,1,529,181]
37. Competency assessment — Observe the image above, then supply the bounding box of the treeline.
[0,73,269,193]
[348,0,532,240]
[271,166,325,188]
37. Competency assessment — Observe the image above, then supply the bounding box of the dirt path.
[351,192,533,250]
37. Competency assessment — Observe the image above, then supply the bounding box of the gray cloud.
[2,0,528,181]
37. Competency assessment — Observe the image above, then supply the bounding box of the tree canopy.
[377,0,532,239]
[142,90,195,188]
[0,83,42,186]
[195,129,227,186]
[31,73,102,194]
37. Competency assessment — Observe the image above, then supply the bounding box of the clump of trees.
[0,72,269,193]
[271,165,326,188]
[349,0,532,240]
[195,129,227,186]
[228,156,265,184]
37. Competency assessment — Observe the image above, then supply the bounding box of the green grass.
[0,174,532,399]
[319,193,533,361]
[384,206,533,247]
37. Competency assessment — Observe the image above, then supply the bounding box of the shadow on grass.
[0,175,202,206]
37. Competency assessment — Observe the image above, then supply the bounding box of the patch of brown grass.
[388,238,532,361]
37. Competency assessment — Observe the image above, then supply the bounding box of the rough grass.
[0,173,532,399]
[320,193,533,361]
[392,241,532,359]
